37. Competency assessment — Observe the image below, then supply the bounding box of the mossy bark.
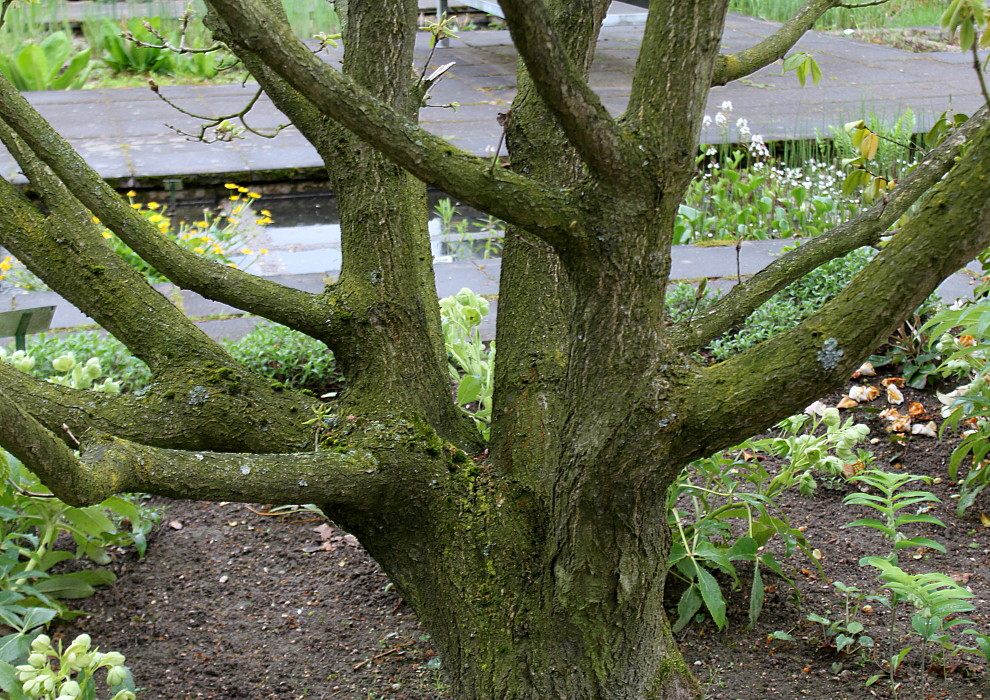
[4,1,990,699]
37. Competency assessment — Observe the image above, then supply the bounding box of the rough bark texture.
[2,1,990,698]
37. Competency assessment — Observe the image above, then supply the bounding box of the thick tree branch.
[711,0,842,87]
[674,117,990,463]
[0,381,436,513]
[0,388,113,506]
[0,359,318,453]
[496,0,626,179]
[672,106,990,350]
[0,75,334,339]
[203,0,578,244]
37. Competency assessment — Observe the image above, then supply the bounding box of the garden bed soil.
[55,377,990,699]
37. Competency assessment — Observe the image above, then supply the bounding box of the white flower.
[720,100,733,112]
[714,112,727,127]
[702,114,712,127]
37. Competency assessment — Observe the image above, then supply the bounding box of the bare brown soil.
[52,378,990,700]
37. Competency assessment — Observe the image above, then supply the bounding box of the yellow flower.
[240,248,252,254]
[194,247,205,254]
[232,206,244,215]
[237,186,248,193]
[195,220,208,228]
[131,203,142,210]
[224,183,238,189]
[260,248,269,255]
[229,195,241,202]
[211,245,223,254]
[126,190,136,197]
[147,202,160,210]
[101,231,112,239]
[158,223,170,233]
[247,191,261,199]
[0,256,13,272]
[91,216,101,224]
[148,214,163,223]
[260,209,271,217]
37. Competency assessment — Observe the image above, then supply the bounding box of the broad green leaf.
[693,563,727,630]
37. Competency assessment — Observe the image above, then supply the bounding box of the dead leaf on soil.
[881,377,906,388]
[168,520,184,530]
[852,361,876,378]
[886,384,905,405]
[911,421,938,438]
[313,523,334,541]
[836,397,859,409]
[950,572,973,584]
[980,512,990,528]
[842,461,867,479]
[848,385,880,402]
[907,402,926,417]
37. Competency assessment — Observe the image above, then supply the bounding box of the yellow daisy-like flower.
[224,183,238,190]
[195,220,208,228]
[131,203,143,210]
[91,216,101,224]
[237,186,248,193]
[158,222,170,233]
[147,202,160,210]
[211,245,223,254]
[194,247,205,254]
[229,195,241,202]
[126,190,137,197]
[227,263,238,268]
[0,256,13,272]
[101,231,112,240]
[260,248,269,255]
[182,233,194,241]
[232,206,244,215]
[148,214,163,223]
[240,248,252,254]
[260,209,271,217]
[247,192,261,199]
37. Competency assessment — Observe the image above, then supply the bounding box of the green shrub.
[224,322,341,393]
[0,32,92,91]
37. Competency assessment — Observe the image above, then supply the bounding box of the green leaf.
[0,634,29,664]
[694,563,727,630]
[672,585,702,633]
[456,375,482,405]
[747,565,764,630]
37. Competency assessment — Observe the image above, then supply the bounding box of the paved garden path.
[0,12,985,341]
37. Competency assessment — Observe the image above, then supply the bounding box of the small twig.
[971,39,990,109]
[489,110,512,173]
[735,235,743,285]
[352,644,411,671]
[837,0,892,8]
[7,479,57,499]
[149,81,289,143]
[61,423,80,446]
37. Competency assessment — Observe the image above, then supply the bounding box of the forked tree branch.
[0,74,335,340]
[0,381,435,512]
[672,106,990,350]
[203,0,579,244]
[496,0,627,179]
[674,117,990,464]
[711,0,842,87]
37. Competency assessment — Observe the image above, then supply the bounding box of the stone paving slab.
[1,242,979,344]
[1,13,986,184]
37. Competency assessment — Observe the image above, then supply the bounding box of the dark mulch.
[53,376,990,699]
